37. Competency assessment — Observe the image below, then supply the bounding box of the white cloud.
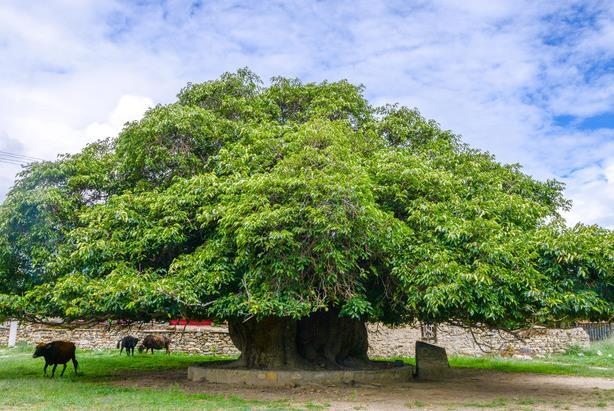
[563,160,614,228]
[0,94,153,194]
[0,0,612,228]
[85,95,153,141]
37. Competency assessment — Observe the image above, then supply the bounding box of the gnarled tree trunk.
[228,317,305,369]
[227,309,369,369]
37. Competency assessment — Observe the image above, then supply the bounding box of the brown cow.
[138,335,171,354]
[32,341,79,377]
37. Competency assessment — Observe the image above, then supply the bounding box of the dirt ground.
[112,368,614,410]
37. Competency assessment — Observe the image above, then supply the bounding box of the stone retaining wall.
[367,323,589,358]
[0,322,239,356]
[1,321,589,358]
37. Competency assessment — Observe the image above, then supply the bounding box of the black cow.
[32,341,79,377]
[117,336,139,356]
[138,335,171,354]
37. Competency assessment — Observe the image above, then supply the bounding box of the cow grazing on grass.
[117,336,139,356]
[138,335,171,354]
[32,341,79,377]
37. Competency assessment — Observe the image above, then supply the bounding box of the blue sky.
[0,0,613,227]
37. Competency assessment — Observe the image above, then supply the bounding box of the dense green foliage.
[0,69,612,328]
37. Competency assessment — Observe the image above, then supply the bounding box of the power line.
[0,151,45,162]
[0,156,31,164]
[0,150,48,167]
[0,155,29,164]
[0,159,28,166]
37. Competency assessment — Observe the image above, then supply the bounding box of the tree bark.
[228,317,305,369]
[227,310,369,369]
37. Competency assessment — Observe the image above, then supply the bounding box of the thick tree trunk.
[227,310,369,369]
[228,317,305,369]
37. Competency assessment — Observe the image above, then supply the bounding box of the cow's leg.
[72,356,79,375]
[60,363,67,377]
[120,346,124,355]
[43,362,48,376]
[51,364,58,378]
[166,344,170,355]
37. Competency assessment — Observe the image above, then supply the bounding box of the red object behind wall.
[169,319,213,326]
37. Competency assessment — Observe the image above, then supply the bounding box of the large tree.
[0,69,612,369]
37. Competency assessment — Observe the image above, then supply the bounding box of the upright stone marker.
[8,321,18,347]
[415,340,450,380]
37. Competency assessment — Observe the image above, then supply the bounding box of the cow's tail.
[116,339,120,349]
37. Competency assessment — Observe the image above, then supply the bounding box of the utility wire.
[0,151,48,166]
[0,151,45,161]
[0,158,32,166]
[0,157,29,165]
[0,159,27,166]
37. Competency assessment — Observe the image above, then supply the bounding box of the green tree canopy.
[1,69,612,331]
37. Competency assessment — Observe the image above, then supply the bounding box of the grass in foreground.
[1,339,612,410]
[0,345,295,410]
[0,343,234,381]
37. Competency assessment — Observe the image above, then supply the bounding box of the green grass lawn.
[1,339,612,410]
[450,337,614,378]
[391,337,614,378]
[0,345,293,410]
[0,343,232,381]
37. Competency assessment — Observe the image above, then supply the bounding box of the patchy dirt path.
[112,368,614,410]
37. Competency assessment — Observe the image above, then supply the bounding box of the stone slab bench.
[188,364,414,387]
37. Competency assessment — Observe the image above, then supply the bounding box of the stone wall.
[367,323,590,358]
[0,322,239,356]
[1,321,589,358]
